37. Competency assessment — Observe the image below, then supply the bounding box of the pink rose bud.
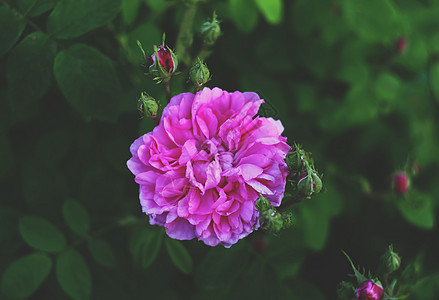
[396,38,407,54]
[149,45,176,74]
[392,172,410,195]
[356,280,384,300]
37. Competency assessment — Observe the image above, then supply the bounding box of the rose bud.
[189,57,210,91]
[396,37,407,54]
[356,280,383,300]
[200,12,221,46]
[297,170,322,196]
[138,92,159,119]
[392,172,410,195]
[149,45,177,76]
[381,245,401,274]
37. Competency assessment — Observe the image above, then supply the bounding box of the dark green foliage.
[0,252,52,299]
[19,216,66,252]
[56,249,92,300]
[165,238,194,274]
[6,32,57,110]
[1,0,439,299]
[54,44,122,122]
[0,6,25,57]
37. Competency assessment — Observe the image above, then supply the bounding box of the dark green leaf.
[17,0,57,17]
[6,32,57,111]
[56,249,92,300]
[342,0,403,43]
[397,191,434,229]
[19,216,66,252]
[47,0,121,39]
[1,253,52,299]
[121,0,141,25]
[129,226,163,268]
[165,238,193,274]
[87,238,116,268]
[62,199,90,236]
[196,243,250,290]
[229,0,258,32]
[254,0,283,24]
[144,0,168,13]
[0,6,25,57]
[54,44,122,122]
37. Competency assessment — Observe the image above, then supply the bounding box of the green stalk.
[175,4,198,66]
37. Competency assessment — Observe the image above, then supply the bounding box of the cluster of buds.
[338,246,405,300]
[286,144,323,200]
[189,57,210,91]
[255,195,292,234]
[200,11,221,46]
[138,38,178,84]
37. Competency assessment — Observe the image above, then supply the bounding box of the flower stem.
[176,4,198,66]
[163,80,172,103]
[153,115,159,125]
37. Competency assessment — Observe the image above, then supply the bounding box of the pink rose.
[127,87,290,247]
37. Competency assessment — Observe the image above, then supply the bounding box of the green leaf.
[195,243,250,290]
[342,0,403,43]
[254,0,283,24]
[165,239,193,274]
[374,72,401,104]
[0,6,25,57]
[1,253,52,299]
[397,191,434,229]
[144,0,167,13]
[47,0,121,39]
[54,44,122,122]
[62,199,90,236]
[129,226,163,268]
[19,216,66,252]
[6,32,57,111]
[17,0,57,17]
[121,0,141,25]
[56,249,92,300]
[87,238,116,268]
[229,0,258,32]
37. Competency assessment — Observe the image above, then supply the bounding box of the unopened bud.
[392,172,410,195]
[255,194,271,212]
[138,92,158,118]
[189,57,210,90]
[381,245,401,274]
[201,12,221,46]
[355,280,383,300]
[297,170,322,196]
[285,144,308,173]
[396,37,407,54]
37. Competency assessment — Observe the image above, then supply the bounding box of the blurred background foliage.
[0,0,439,299]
